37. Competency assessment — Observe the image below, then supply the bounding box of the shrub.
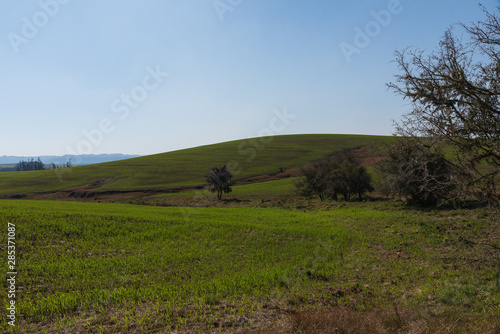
[381,138,454,206]
[296,151,374,201]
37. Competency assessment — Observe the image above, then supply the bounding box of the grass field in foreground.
[0,134,394,197]
[0,200,498,333]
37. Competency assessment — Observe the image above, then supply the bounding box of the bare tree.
[388,6,500,205]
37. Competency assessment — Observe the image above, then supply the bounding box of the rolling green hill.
[0,134,394,197]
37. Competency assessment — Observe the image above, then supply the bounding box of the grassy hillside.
[0,200,497,333]
[0,134,394,197]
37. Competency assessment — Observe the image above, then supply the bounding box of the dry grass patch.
[255,306,500,334]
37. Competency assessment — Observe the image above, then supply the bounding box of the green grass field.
[1,134,498,333]
[1,200,498,333]
[136,178,297,207]
[0,134,393,198]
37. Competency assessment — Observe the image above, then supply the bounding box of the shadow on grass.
[221,198,251,204]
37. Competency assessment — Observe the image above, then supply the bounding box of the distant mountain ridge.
[0,154,140,166]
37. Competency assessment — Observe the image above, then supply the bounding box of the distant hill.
[0,154,140,166]
[0,134,395,198]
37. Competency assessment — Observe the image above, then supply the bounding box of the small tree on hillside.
[295,160,331,201]
[296,160,331,201]
[329,152,374,201]
[205,165,233,200]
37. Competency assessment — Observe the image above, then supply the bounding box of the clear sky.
[1,0,497,156]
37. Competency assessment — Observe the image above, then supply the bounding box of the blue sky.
[1,0,497,156]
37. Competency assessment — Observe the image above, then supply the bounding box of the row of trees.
[16,158,72,172]
[16,158,45,171]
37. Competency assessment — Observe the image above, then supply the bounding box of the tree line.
[15,158,72,172]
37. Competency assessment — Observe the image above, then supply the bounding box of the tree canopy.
[388,6,500,206]
[296,151,374,202]
[205,165,233,200]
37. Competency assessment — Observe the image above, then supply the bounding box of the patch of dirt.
[351,147,387,166]
[24,184,206,202]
